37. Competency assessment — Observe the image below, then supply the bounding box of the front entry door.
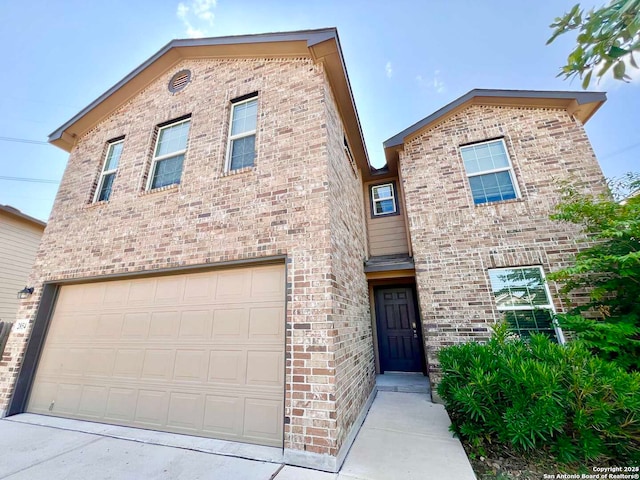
[375,287,423,373]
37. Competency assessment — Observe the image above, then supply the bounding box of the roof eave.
[382,89,607,169]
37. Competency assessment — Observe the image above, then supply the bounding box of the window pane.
[97,172,115,201]
[151,154,184,189]
[230,135,255,170]
[105,142,123,171]
[488,268,551,309]
[375,199,395,214]
[469,171,516,204]
[461,140,509,174]
[502,310,556,340]
[231,99,257,136]
[372,184,393,200]
[156,121,190,157]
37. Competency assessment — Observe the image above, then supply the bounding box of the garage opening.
[27,264,285,447]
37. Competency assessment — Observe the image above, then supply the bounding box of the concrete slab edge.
[7,414,285,464]
[284,385,378,472]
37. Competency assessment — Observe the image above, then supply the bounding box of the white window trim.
[489,266,565,343]
[459,138,521,202]
[146,118,190,191]
[225,96,258,172]
[93,139,124,203]
[371,183,397,216]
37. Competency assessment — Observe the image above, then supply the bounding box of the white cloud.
[416,70,446,94]
[385,61,393,78]
[176,0,216,38]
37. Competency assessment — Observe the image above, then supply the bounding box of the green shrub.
[438,322,640,464]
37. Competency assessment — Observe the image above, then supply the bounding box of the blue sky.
[1,0,638,221]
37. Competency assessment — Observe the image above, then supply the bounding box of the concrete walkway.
[0,389,475,480]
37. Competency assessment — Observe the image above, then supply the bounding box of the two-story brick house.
[0,28,607,471]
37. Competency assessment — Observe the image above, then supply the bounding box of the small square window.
[227,95,258,171]
[460,139,519,204]
[370,182,398,216]
[147,117,191,190]
[488,266,563,342]
[93,139,124,202]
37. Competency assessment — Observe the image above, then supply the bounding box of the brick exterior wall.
[324,82,376,452]
[0,56,372,458]
[399,105,607,386]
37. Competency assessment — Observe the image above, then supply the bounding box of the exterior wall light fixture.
[17,287,34,299]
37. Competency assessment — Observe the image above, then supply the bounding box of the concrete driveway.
[0,391,475,480]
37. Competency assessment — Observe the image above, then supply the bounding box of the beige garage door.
[28,264,285,447]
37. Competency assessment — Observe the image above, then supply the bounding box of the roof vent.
[169,70,191,93]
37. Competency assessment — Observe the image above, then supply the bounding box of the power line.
[0,176,59,184]
[0,136,49,145]
[600,141,640,160]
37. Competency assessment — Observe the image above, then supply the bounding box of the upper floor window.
[227,94,258,171]
[488,266,563,342]
[370,182,397,216]
[148,117,191,190]
[94,138,123,202]
[460,139,519,204]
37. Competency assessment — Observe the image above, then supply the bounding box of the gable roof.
[48,28,371,173]
[0,205,46,228]
[382,89,606,169]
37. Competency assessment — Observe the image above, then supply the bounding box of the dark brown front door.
[375,287,424,373]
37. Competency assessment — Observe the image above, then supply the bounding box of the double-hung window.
[94,139,123,202]
[370,183,397,216]
[488,266,563,342]
[227,95,258,171]
[460,139,519,204]
[148,117,191,190]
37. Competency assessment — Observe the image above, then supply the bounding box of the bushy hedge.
[437,323,640,464]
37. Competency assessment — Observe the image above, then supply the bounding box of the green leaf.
[582,70,593,89]
[608,45,629,58]
[613,60,627,79]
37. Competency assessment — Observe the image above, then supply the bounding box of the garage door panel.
[135,390,169,427]
[250,268,285,299]
[55,384,83,414]
[85,348,116,377]
[203,394,243,436]
[113,349,144,379]
[28,264,285,447]
[78,386,108,418]
[28,381,57,412]
[246,351,284,386]
[208,350,245,384]
[212,308,246,338]
[248,306,284,341]
[149,311,180,339]
[122,312,150,338]
[184,274,217,302]
[104,282,130,306]
[173,349,208,382]
[105,388,137,422]
[96,313,124,339]
[64,348,88,376]
[155,276,185,305]
[244,397,283,445]
[215,270,251,300]
[141,349,175,381]
[128,279,157,305]
[168,392,204,431]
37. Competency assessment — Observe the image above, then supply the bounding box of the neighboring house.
[0,205,45,324]
[0,28,607,471]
